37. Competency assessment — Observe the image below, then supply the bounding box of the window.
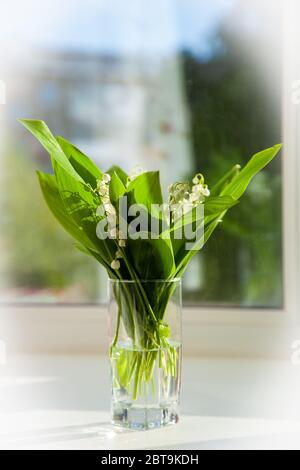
[1,0,284,308]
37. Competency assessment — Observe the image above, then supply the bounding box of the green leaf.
[57,136,102,188]
[125,172,175,281]
[173,145,282,278]
[170,196,238,233]
[106,165,128,186]
[210,164,241,197]
[109,171,126,205]
[37,171,118,274]
[74,243,93,257]
[203,211,227,246]
[37,171,95,250]
[126,236,175,280]
[126,172,163,210]
[204,195,239,224]
[19,119,82,181]
[167,196,237,268]
[202,145,282,247]
[52,159,115,266]
[205,195,238,215]
[171,220,204,268]
[222,144,282,199]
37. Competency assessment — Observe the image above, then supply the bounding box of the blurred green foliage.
[2,143,99,302]
[182,25,283,307]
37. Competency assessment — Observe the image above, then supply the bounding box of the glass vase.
[108,279,182,430]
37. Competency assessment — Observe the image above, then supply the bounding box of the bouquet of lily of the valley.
[19,119,281,404]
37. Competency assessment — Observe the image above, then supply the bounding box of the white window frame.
[1,0,300,358]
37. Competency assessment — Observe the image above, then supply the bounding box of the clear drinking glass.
[108,279,182,430]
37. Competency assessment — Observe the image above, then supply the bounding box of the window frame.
[1,0,300,358]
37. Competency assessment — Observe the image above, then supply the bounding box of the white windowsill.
[0,304,299,358]
[0,354,300,450]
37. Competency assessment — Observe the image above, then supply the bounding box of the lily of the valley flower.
[191,183,210,204]
[111,259,120,270]
[110,235,126,270]
[96,174,111,204]
[96,174,125,270]
[192,173,204,185]
[168,175,210,222]
[168,182,189,205]
[103,202,115,213]
[102,173,111,183]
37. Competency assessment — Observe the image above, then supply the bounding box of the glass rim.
[108,278,181,284]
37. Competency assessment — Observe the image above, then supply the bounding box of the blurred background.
[0,0,283,307]
[2,2,300,451]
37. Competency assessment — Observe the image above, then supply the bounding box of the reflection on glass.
[0,0,282,307]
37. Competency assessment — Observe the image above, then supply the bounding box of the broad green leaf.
[74,243,93,256]
[106,165,128,186]
[52,159,115,266]
[126,171,173,262]
[171,218,204,268]
[200,145,282,252]
[203,196,239,225]
[203,211,227,246]
[173,145,282,278]
[37,171,93,249]
[126,236,175,280]
[205,195,239,215]
[167,196,237,268]
[175,209,227,277]
[210,164,241,197]
[173,225,206,278]
[19,119,82,181]
[109,171,126,205]
[222,144,282,199]
[24,117,282,290]
[170,196,238,233]
[38,171,118,274]
[127,173,176,279]
[37,171,87,242]
[57,136,102,188]
[126,172,163,210]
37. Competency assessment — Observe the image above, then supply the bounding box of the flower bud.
[111,260,120,270]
